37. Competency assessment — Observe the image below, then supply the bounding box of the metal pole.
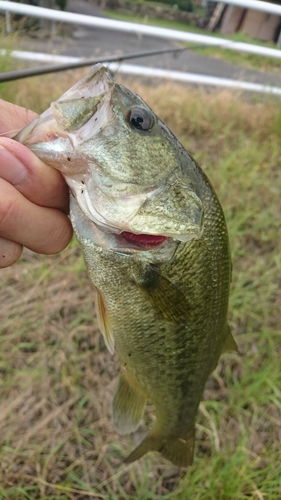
[5,10,11,34]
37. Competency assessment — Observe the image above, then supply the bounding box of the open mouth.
[122,231,168,248]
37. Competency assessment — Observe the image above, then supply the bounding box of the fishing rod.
[0,45,206,82]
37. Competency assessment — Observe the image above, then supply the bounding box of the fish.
[16,64,237,467]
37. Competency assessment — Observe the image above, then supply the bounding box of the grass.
[0,65,281,498]
[104,9,204,32]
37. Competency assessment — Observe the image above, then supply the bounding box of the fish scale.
[16,64,237,467]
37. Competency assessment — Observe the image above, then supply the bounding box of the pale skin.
[0,99,73,268]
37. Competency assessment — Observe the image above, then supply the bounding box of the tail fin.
[124,431,195,467]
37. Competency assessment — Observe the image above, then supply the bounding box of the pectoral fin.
[133,264,190,324]
[95,291,114,354]
[112,370,147,435]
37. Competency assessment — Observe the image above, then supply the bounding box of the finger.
[0,138,69,213]
[0,99,37,137]
[0,178,73,254]
[0,237,23,268]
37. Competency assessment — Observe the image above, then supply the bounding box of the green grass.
[0,67,280,498]
[104,9,204,32]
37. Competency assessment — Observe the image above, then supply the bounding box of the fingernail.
[0,145,26,185]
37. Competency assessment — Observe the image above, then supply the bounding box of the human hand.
[0,99,73,268]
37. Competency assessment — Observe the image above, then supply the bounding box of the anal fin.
[112,370,147,435]
[221,324,238,353]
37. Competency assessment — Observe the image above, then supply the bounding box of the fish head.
[16,64,204,257]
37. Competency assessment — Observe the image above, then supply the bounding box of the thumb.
[0,99,37,137]
[0,137,69,212]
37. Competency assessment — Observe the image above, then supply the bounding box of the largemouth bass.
[16,65,236,467]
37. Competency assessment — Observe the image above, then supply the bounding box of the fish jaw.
[16,64,204,244]
[15,64,115,179]
[69,194,179,262]
[65,173,203,243]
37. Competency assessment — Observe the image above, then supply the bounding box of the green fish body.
[16,65,236,467]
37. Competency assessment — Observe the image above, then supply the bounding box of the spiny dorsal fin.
[95,291,114,354]
[112,369,147,435]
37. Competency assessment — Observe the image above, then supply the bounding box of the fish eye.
[127,107,153,131]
